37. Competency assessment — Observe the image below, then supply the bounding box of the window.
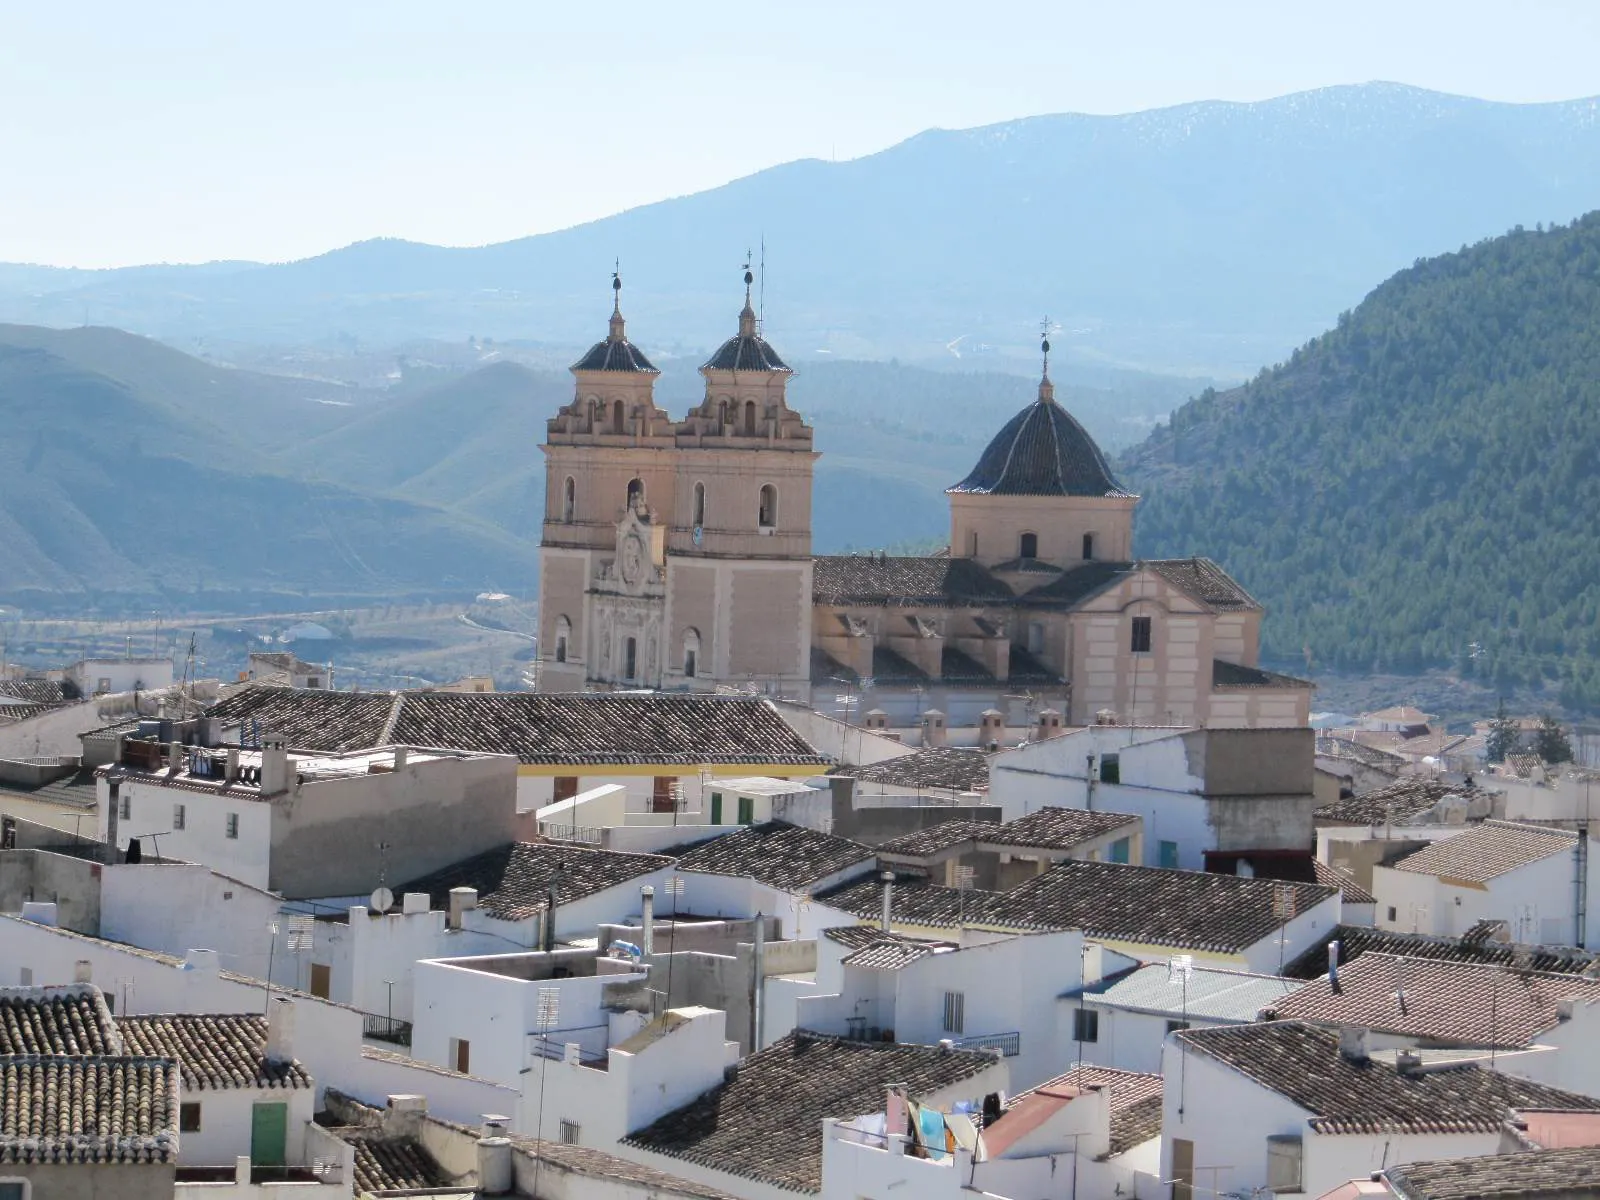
[1166,1019,1191,1035]
[717,399,729,426]
[612,398,625,433]
[554,616,571,664]
[172,803,185,831]
[562,476,576,523]
[683,629,700,679]
[1019,531,1038,560]
[1100,754,1120,784]
[1027,622,1045,656]
[1108,836,1130,864]
[624,636,638,680]
[692,481,706,527]
[1082,532,1095,560]
[743,400,757,436]
[552,777,580,803]
[119,793,131,820]
[180,1102,202,1132]
[1073,1007,1099,1043]
[1266,1134,1303,1193]
[652,776,676,814]
[737,794,754,825]
[758,484,778,529]
[450,1037,470,1074]
[309,963,331,999]
[1387,906,1398,923]
[559,1120,580,1145]
[0,1180,29,1200]
[1130,615,1152,653]
[626,477,644,510]
[967,530,978,557]
[97,677,111,694]
[684,649,697,678]
[225,812,239,840]
[942,991,965,1035]
[1159,840,1180,869]
[710,792,724,824]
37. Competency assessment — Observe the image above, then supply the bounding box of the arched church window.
[554,616,572,664]
[683,628,701,679]
[693,481,706,528]
[562,477,576,523]
[744,400,757,436]
[1019,532,1039,560]
[627,478,645,511]
[1083,532,1095,560]
[717,399,729,428]
[613,398,626,434]
[758,484,778,529]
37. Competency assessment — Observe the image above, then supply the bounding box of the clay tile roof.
[0,1055,179,1163]
[1271,953,1600,1047]
[621,1032,1000,1192]
[0,678,72,706]
[510,1137,740,1199]
[830,748,992,793]
[1314,778,1483,826]
[992,807,1141,850]
[821,926,957,952]
[397,842,671,921]
[343,1131,451,1193]
[701,326,790,373]
[1212,659,1314,689]
[876,820,998,857]
[1284,925,1600,981]
[815,873,1011,930]
[1395,821,1576,883]
[1317,735,1408,772]
[811,554,1014,609]
[673,822,874,892]
[0,985,117,1056]
[116,1014,311,1091]
[840,939,942,971]
[948,394,1132,498]
[571,334,658,373]
[1314,860,1377,904]
[1000,1065,1164,1156]
[993,860,1335,953]
[1145,558,1260,611]
[1178,1021,1600,1134]
[1386,1145,1600,1199]
[206,686,826,766]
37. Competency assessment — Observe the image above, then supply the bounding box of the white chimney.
[385,1095,427,1139]
[476,1126,513,1196]
[448,887,478,931]
[1338,1024,1369,1064]
[260,733,290,796]
[401,892,429,916]
[225,747,240,784]
[394,746,409,772]
[266,995,296,1063]
[73,960,93,984]
[640,886,655,955]
[880,871,895,934]
[167,740,183,772]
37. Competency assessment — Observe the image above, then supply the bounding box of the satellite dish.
[370,887,394,913]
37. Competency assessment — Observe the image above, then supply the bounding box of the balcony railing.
[362,1015,413,1047]
[955,1031,1020,1057]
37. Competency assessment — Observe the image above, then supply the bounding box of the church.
[537,273,1311,733]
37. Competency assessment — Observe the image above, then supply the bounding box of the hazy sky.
[4,0,1598,268]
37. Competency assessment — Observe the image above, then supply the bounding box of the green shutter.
[251,1101,288,1166]
[710,792,723,824]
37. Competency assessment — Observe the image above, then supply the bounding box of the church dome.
[571,272,659,373]
[949,385,1132,498]
[701,269,791,373]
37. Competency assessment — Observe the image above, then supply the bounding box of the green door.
[251,1101,288,1166]
[737,795,753,824]
[710,792,723,824]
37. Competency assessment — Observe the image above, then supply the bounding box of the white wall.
[1371,851,1587,946]
[100,864,290,986]
[341,1046,521,1130]
[1080,1005,1245,1075]
[99,775,273,889]
[178,1085,314,1168]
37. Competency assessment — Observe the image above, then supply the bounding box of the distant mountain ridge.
[1121,212,1600,709]
[5,83,1600,376]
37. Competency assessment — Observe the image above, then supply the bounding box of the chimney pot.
[266,995,296,1063]
[401,891,429,916]
[476,1132,513,1195]
[384,1095,427,1140]
[640,885,656,955]
[1338,1024,1370,1064]
[73,960,92,984]
[394,746,409,771]
[880,871,895,934]
[448,887,478,931]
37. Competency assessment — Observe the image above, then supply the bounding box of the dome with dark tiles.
[702,271,791,372]
[949,378,1133,498]
[571,276,659,373]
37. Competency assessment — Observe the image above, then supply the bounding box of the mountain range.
[5,83,1600,378]
[1122,212,1600,708]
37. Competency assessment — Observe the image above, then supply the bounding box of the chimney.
[104,777,121,866]
[73,959,93,984]
[640,885,655,955]
[167,740,183,772]
[448,887,478,931]
[225,747,240,784]
[563,1042,581,1065]
[1338,1024,1370,1064]
[260,733,289,796]
[1328,939,1342,994]
[384,1095,427,1140]
[265,995,296,1063]
[394,746,409,772]
[880,871,895,933]
[920,710,946,748]
[401,892,429,916]
[1395,1049,1423,1077]
[476,1120,513,1196]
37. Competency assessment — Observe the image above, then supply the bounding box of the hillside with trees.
[1122,213,1600,709]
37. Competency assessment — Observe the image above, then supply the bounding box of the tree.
[1485,699,1520,764]
[1534,713,1574,764]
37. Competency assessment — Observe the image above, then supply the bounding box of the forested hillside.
[1124,213,1600,707]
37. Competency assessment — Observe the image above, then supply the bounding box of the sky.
[3,0,1598,269]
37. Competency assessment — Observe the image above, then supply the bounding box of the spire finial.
[739,252,757,338]
[609,259,625,341]
[1038,315,1055,403]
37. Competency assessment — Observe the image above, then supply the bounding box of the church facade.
[538,280,1311,732]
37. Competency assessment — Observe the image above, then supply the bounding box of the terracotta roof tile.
[0,1055,179,1163]
[816,873,1011,930]
[621,1031,1001,1192]
[830,748,991,793]
[1314,860,1377,904]
[673,822,874,892]
[1284,925,1600,981]
[0,986,116,1056]
[1178,1021,1600,1134]
[839,939,943,972]
[992,807,1141,850]
[342,1131,451,1193]
[811,555,1014,608]
[947,394,1132,499]
[1386,1145,1600,1199]
[1212,658,1313,689]
[397,842,671,922]
[1314,779,1486,826]
[1270,953,1600,1047]
[1395,821,1576,883]
[116,1014,311,1091]
[876,821,998,857]
[1004,1065,1163,1155]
